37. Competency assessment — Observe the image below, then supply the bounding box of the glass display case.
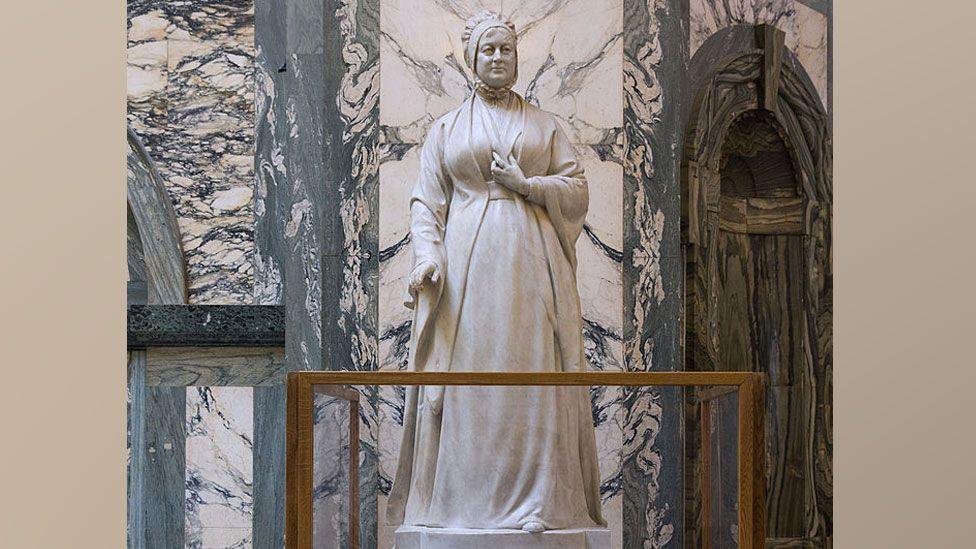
[285,371,765,549]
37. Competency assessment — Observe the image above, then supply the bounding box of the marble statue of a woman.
[387,11,607,540]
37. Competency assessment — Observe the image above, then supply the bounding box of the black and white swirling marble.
[621,0,684,546]
[328,1,384,546]
[127,0,255,304]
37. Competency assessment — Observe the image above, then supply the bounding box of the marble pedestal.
[394,526,611,549]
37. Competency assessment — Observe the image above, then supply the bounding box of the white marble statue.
[387,10,607,538]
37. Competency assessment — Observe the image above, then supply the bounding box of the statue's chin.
[478,72,514,90]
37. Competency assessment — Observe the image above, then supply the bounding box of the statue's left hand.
[491,151,530,196]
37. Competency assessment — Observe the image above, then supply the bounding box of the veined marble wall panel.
[378,0,622,144]
[185,386,254,548]
[377,1,625,546]
[794,2,829,109]
[127,0,255,304]
[689,0,797,55]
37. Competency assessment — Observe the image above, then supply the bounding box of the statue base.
[394,525,611,549]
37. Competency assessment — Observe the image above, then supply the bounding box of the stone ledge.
[127,305,285,348]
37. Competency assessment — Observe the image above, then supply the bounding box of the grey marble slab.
[282,51,326,372]
[127,351,147,549]
[253,0,289,307]
[251,2,294,548]
[145,386,186,548]
[146,347,286,386]
[127,203,148,284]
[312,392,353,547]
[253,385,287,549]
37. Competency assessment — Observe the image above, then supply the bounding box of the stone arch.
[682,25,832,546]
[127,125,187,305]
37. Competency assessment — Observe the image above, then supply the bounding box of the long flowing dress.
[387,90,605,531]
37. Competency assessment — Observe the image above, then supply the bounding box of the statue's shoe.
[521,521,545,534]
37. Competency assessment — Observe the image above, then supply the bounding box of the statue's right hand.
[409,261,441,293]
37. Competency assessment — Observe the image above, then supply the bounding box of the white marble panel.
[592,386,623,548]
[576,147,624,350]
[127,40,168,100]
[509,0,623,142]
[191,528,251,549]
[378,248,415,363]
[380,0,622,144]
[375,384,406,547]
[794,1,829,109]
[185,386,253,548]
[579,145,624,250]
[377,147,415,377]
[376,144,415,544]
[689,0,797,57]
[379,147,421,252]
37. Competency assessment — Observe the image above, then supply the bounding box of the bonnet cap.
[462,11,517,73]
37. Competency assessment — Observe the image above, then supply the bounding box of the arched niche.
[128,203,149,304]
[682,25,832,547]
[127,125,187,305]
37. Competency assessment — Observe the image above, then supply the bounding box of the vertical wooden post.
[738,374,767,548]
[285,374,298,549]
[738,376,755,548]
[751,374,767,546]
[286,373,314,549]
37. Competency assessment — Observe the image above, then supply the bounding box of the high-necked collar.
[474,83,515,105]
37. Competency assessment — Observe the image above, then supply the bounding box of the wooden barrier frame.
[286,371,765,548]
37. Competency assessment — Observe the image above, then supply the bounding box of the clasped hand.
[490,151,530,196]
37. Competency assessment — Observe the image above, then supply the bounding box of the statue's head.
[462,11,518,91]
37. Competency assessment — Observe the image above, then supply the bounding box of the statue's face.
[475,26,517,89]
